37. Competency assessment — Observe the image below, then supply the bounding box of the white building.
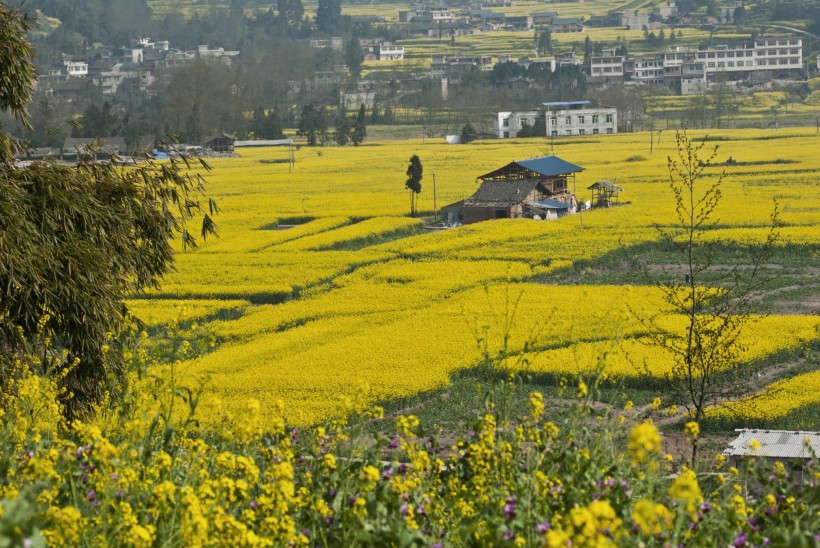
[375,44,405,61]
[687,37,802,77]
[64,60,88,77]
[494,101,617,138]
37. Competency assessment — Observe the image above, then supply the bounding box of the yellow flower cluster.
[109,127,820,426]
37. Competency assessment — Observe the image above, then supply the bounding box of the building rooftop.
[723,429,820,459]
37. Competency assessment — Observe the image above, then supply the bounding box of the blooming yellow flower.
[628,421,661,465]
[668,468,703,518]
[632,499,674,536]
[684,421,700,440]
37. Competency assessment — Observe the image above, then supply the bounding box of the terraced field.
[127,127,820,430]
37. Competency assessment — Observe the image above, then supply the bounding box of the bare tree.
[631,131,779,467]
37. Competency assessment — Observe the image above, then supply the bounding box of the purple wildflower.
[388,437,399,449]
[536,523,551,534]
[504,498,516,520]
[399,503,409,516]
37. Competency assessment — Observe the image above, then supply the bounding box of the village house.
[441,156,583,224]
[203,133,236,152]
[724,430,820,487]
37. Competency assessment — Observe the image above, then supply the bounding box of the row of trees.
[297,103,367,146]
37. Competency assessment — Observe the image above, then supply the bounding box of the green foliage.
[315,0,342,36]
[297,103,328,147]
[461,122,477,143]
[350,104,367,146]
[0,7,219,415]
[404,154,422,216]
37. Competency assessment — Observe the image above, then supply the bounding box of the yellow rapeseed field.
[138,127,820,426]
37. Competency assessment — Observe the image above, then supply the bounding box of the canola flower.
[118,127,820,427]
[3,366,819,547]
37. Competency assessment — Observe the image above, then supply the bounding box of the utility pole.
[433,173,438,221]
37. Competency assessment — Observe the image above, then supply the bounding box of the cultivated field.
[130,128,820,430]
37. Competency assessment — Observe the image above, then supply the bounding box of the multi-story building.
[431,55,493,82]
[680,61,707,95]
[494,101,617,138]
[626,54,665,85]
[687,37,802,77]
[589,50,625,83]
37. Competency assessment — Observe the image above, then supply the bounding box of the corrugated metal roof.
[723,429,820,459]
[516,156,585,176]
[531,199,572,209]
[542,100,592,107]
[477,156,584,182]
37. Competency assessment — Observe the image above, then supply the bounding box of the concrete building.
[494,101,617,138]
[589,50,625,83]
[375,44,405,61]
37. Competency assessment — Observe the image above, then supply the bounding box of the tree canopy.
[0,3,218,414]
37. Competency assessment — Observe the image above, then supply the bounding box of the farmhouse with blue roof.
[440,155,584,225]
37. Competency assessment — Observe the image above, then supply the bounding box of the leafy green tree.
[0,3,218,415]
[345,37,363,79]
[316,0,342,35]
[333,108,350,146]
[405,154,423,217]
[351,104,367,146]
[461,122,477,143]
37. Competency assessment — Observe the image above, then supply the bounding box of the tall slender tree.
[405,154,423,217]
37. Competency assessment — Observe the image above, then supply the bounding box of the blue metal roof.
[542,100,592,107]
[532,199,572,209]
[516,155,584,176]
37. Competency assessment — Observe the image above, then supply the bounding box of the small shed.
[723,429,820,483]
[587,180,623,207]
[203,132,236,152]
[440,199,465,225]
[529,199,573,220]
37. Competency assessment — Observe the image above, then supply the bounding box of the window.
[779,58,788,65]
[592,128,599,134]
[592,114,599,123]
[606,114,613,123]
[551,130,558,136]
[550,116,557,125]
[606,128,613,134]
[565,116,572,124]
[502,117,509,127]
[565,130,572,135]
[578,115,585,124]
[503,131,509,138]
[494,209,507,219]
[708,62,715,68]
[717,62,725,68]
[579,129,585,135]
[728,61,734,67]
